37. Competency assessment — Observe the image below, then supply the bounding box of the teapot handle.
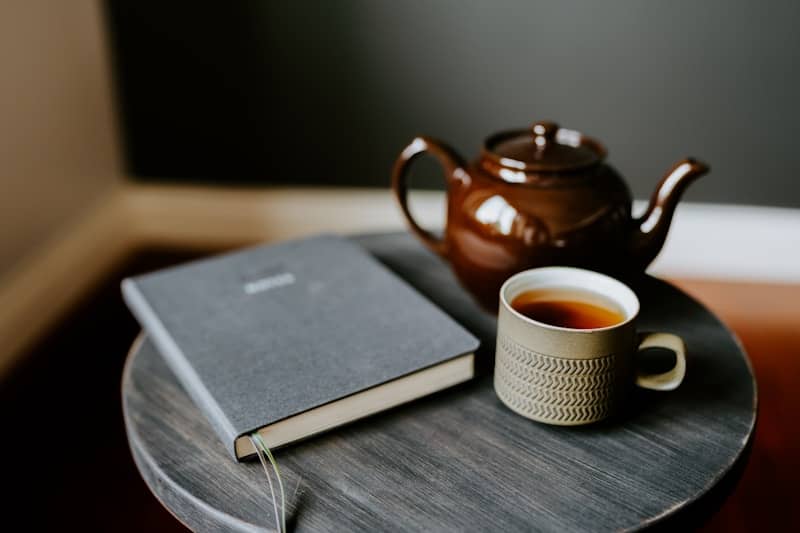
[391,136,465,258]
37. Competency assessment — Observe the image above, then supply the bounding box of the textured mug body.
[494,268,639,425]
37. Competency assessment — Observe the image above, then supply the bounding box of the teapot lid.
[484,121,606,173]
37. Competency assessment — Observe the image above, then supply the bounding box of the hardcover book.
[122,234,479,460]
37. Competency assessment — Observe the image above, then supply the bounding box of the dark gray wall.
[108,1,800,207]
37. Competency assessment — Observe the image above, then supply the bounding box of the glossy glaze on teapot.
[392,121,709,310]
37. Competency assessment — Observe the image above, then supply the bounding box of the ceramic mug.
[494,267,686,425]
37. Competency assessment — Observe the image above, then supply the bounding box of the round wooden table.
[122,233,757,532]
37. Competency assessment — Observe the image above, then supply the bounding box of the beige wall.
[0,0,121,276]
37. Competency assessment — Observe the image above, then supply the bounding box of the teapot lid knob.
[482,120,605,174]
[532,121,559,145]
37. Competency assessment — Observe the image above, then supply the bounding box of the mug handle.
[635,332,687,391]
[391,136,465,258]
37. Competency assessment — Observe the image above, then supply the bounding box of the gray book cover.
[122,234,479,460]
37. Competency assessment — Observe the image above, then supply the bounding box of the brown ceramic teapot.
[391,120,709,310]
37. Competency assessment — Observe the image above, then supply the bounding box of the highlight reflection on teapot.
[391,120,709,310]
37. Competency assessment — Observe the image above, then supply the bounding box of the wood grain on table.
[123,233,757,532]
[124,275,797,532]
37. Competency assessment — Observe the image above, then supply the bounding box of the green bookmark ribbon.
[249,433,286,532]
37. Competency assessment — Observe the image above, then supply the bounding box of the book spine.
[121,279,239,459]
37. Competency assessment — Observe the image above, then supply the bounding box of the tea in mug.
[510,288,625,329]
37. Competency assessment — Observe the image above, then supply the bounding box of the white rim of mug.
[499,266,641,334]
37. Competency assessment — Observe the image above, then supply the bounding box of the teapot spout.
[631,158,709,269]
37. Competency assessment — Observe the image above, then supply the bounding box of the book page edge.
[234,352,475,459]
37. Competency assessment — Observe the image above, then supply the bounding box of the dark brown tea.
[511,289,625,329]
